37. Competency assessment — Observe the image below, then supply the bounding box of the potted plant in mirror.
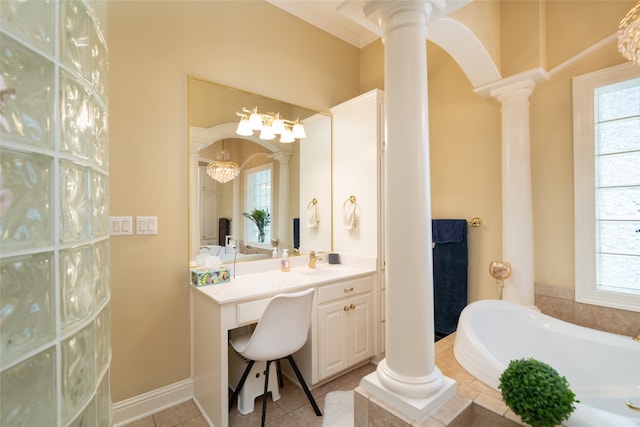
[499,358,579,427]
[243,208,271,243]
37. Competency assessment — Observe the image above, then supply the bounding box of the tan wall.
[359,1,634,300]
[108,1,359,402]
[545,1,634,70]
[426,43,503,302]
[108,0,635,402]
[501,0,546,75]
[531,41,629,287]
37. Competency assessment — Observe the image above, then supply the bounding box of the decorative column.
[232,177,241,243]
[272,152,292,250]
[480,70,547,306]
[190,140,205,257]
[360,1,456,420]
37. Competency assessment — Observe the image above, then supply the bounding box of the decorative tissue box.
[191,267,231,287]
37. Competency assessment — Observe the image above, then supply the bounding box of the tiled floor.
[123,362,377,427]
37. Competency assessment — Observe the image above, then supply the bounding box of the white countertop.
[192,263,376,305]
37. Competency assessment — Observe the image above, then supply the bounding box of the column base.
[360,371,457,422]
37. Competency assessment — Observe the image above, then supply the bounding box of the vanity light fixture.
[236,116,253,136]
[236,107,306,143]
[618,0,640,66]
[206,140,240,183]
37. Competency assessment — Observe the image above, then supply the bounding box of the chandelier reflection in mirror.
[236,107,306,143]
[206,140,240,183]
[618,0,640,65]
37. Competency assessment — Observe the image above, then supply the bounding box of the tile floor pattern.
[123,362,377,427]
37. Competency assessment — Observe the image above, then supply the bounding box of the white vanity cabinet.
[191,265,377,426]
[316,275,374,381]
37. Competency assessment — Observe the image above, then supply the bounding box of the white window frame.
[573,61,640,312]
[243,163,273,244]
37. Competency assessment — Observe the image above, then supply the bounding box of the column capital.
[474,67,549,102]
[365,1,447,36]
[269,151,293,164]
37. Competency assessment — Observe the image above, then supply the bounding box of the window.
[573,62,640,312]
[244,163,273,243]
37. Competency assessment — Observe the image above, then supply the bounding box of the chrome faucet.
[308,251,322,269]
[633,327,640,342]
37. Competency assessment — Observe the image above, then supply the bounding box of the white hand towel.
[307,200,319,228]
[343,198,356,230]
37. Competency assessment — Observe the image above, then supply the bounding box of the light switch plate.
[137,216,158,235]
[109,216,133,236]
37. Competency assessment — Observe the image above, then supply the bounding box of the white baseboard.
[112,378,193,426]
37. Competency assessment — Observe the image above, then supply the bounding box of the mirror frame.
[188,76,333,262]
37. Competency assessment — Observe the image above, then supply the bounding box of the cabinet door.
[348,293,374,364]
[317,300,349,380]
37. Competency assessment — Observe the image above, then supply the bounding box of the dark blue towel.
[432,219,466,244]
[293,218,300,249]
[432,219,468,337]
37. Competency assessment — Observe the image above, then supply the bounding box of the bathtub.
[199,245,269,263]
[453,299,640,427]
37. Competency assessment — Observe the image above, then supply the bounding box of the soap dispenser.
[281,249,290,272]
[272,246,278,258]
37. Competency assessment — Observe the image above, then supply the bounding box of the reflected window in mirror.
[244,163,273,243]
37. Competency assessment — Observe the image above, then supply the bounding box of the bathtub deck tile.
[473,405,521,427]
[412,415,446,427]
[439,362,474,386]
[354,386,370,427]
[454,383,480,402]
[446,404,473,427]
[574,302,640,336]
[468,379,501,400]
[473,392,509,416]
[536,295,574,323]
[430,394,472,426]
[534,282,574,300]
[368,395,414,426]
[503,409,529,426]
[435,334,456,355]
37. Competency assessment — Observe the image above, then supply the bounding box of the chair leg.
[276,359,283,389]
[228,359,255,412]
[261,360,272,427]
[285,355,322,416]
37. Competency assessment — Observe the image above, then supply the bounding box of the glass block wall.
[0,1,111,426]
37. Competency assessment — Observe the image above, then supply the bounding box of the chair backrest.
[240,288,315,361]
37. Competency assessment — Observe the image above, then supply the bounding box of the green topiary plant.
[498,358,579,427]
[242,208,271,242]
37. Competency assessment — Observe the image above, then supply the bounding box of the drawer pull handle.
[344,287,354,293]
[343,306,350,311]
[350,304,356,309]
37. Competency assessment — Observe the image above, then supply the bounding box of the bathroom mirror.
[188,76,332,262]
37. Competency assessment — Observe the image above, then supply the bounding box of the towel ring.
[343,195,356,208]
[307,198,318,209]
